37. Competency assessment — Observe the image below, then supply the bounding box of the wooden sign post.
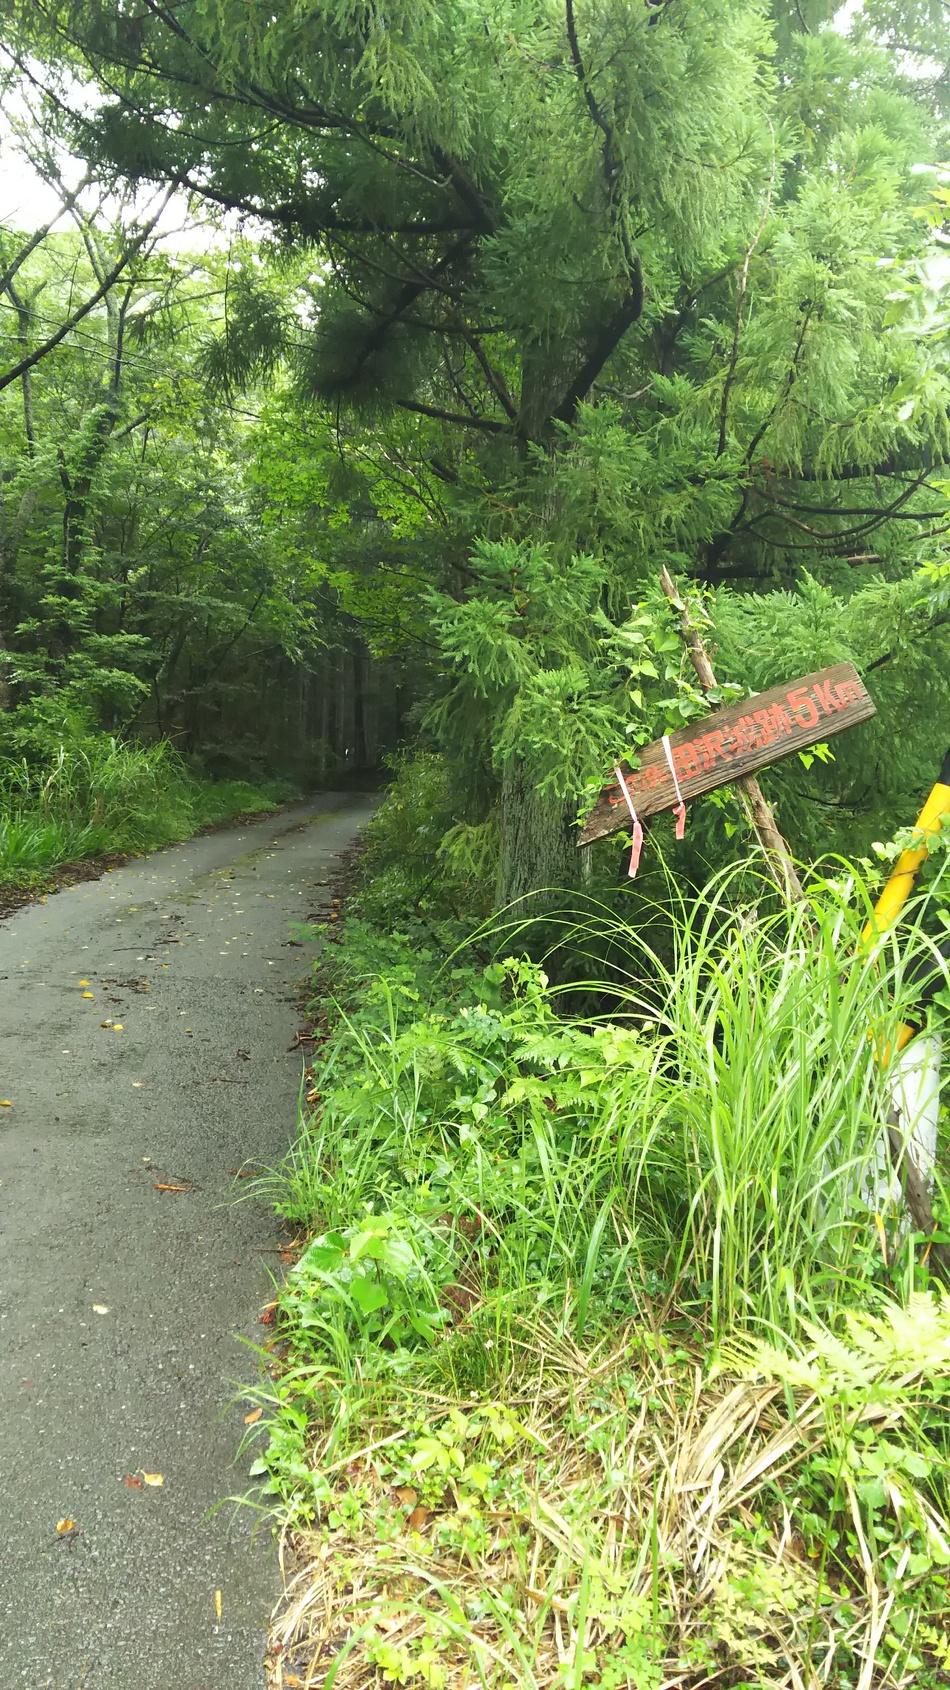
[579,571,876,902]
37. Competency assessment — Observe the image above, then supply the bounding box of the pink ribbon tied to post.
[661,734,687,840]
[613,765,644,878]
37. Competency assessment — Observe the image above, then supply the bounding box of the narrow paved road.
[0,795,376,1690]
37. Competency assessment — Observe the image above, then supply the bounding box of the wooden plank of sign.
[578,662,875,847]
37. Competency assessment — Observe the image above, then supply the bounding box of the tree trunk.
[363,654,378,769]
[496,758,579,911]
[317,673,329,781]
[336,652,348,766]
[353,646,367,768]
[0,627,12,711]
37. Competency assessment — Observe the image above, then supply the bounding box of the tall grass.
[270,863,947,1362]
[527,865,945,1340]
[0,729,288,884]
[256,860,950,1687]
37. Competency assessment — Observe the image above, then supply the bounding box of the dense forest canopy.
[0,0,948,897]
[0,129,410,796]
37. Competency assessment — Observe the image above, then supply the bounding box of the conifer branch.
[176,171,473,237]
[565,0,612,140]
[552,274,644,427]
[395,399,509,434]
[865,611,950,674]
[754,479,944,523]
[743,305,812,468]
[717,133,776,456]
[452,321,517,420]
[330,236,476,392]
[558,0,645,431]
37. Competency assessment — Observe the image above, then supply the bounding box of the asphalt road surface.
[0,794,377,1690]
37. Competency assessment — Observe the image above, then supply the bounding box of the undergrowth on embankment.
[252,754,950,1690]
[0,707,292,891]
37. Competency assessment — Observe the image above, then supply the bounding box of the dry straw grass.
[265,1302,950,1689]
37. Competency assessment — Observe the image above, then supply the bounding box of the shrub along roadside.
[0,713,294,891]
[252,783,950,1688]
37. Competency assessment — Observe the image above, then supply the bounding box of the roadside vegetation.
[247,758,950,1690]
[3,0,950,1683]
[0,121,406,892]
[0,706,292,889]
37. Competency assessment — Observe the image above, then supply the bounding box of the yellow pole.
[862,750,950,943]
[862,749,950,1054]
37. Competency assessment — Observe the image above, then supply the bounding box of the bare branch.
[0,171,93,296]
[395,398,509,434]
[0,186,178,394]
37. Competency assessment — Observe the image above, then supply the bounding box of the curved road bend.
[0,794,377,1690]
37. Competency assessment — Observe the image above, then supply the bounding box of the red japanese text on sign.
[582,663,875,847]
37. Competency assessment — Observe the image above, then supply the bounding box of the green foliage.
[268,861,948,1380]
[244,831,950,1683]
[740,1298,950,1672]
[5,9,950,1680]
[0,187,402,817]
[284,1210,450,1359]
[9,0,950,902]
[0,706,287,884]
[713,568,950,854]
[356,749,498,923]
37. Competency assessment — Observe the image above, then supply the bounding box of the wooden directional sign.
[579,662,875,847]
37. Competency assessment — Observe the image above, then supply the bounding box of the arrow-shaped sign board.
[579,662,875,847]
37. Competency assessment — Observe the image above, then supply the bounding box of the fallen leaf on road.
[141,1472,164,1487]
[92,1304,110,1315]
[153,1182,192,1194]
[56,1518,77,1534]
[113,1023,124,1032]
[101,1019,113,1028]
[214,1589,223,1621]
[78,979,90,986]
[81,991,94,999]
[0,1100,12,1108]
[244,1407,262,1425]
[121,1474,144,1489]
